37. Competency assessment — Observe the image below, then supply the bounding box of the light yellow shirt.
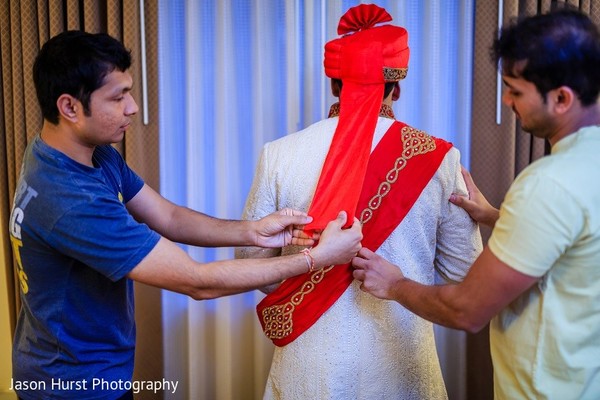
[488,125,600,400]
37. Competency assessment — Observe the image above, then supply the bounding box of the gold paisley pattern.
[360,126,437,223]
[261,125,436,340]
[261,266,334,340]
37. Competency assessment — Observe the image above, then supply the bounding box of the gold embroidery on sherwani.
[261,266,334,340]
[260,125,437,341]
[328,102,395,120]
[361,126,436,223]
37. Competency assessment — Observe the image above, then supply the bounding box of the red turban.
[303,4,409,233]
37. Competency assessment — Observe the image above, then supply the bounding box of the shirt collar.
[328,102,395,120]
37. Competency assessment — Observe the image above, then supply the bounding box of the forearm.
[131,212,361,299]
[354,247,535,333]
[127,185,256,247]
[200,213,360,296]
[129,238,314,300]
[235,246,283,294]
[389,278,488,333]
[164,206,255,247]
[391,247,532,333]
[190,254,310,299]
[480,206,500,229]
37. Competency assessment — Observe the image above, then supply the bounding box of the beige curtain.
[467,1,600,398]
[0,2,161,399]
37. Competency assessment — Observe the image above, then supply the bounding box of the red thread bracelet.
[300,248,315,273]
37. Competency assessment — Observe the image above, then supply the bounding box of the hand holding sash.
[310,211,363,268]
[253,208,316,248]
[352,247,404,300]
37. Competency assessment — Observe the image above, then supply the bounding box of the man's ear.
[56,94,80,122]
[552,86,575,114]
[331,79,341,98]
[392,82,400,101]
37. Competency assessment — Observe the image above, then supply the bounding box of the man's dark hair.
[33,31,132,124]
[492,8,600,105]
[332,79,396,100]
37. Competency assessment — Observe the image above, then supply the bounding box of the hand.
[310,211,363,268]
[449,166,499,228]
[352,247,403,300]
[254,208,316,248]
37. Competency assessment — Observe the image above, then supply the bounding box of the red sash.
[256,121,452,346]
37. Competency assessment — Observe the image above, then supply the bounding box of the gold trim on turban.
[383,67,408,82]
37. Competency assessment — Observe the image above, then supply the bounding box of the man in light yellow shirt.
[352,7,600,400]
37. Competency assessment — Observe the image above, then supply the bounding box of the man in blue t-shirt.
[8,31,363,400]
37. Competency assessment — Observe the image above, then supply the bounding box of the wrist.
[243,220,260,246]
[300,248,316,273]
[308,246,326,269]
[388,275,410,303]
[483,206,500,229]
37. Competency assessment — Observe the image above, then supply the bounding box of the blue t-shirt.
[9,136,160,400]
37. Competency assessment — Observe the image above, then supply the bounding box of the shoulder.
[395,123,462,186]
[501,161,585,231]
[511,151,576,195]
[276,118,337,143]
[93,144,125,165]
[395,122,456,163]
[264,118,337,154]
[395,122,453,149]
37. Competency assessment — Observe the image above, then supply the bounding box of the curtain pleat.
[0,0,18,340]
[107,0,123,41]
[48,0,65,37]
[83,1,104,33]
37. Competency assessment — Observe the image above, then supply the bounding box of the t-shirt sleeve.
[488,171,585,277]
[48,197,160,281]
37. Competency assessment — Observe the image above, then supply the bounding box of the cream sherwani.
[237,116,482,400]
